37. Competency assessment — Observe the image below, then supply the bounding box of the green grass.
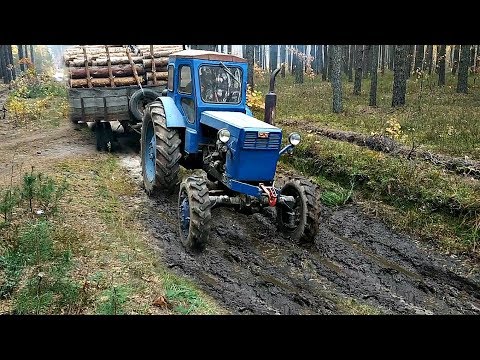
[255,71,480,159]
[280,135,479,255]
[1,160,224,314]
[53,156,223,315]
[96,285,131,315]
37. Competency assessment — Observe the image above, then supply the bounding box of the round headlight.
[218,129,231,143]
[288,132,301,146]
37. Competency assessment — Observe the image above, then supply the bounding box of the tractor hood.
[200,111,283,182]
[200,111,281,139]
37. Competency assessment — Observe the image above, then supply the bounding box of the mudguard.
[150,97,186,128]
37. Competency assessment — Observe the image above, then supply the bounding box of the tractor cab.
[166,50,249,122]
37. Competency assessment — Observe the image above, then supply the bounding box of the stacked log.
[64,45,183,88]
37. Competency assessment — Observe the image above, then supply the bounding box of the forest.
[0,44,479,315]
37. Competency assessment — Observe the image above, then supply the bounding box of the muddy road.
[119,142,480,315]
[2,116,480,314]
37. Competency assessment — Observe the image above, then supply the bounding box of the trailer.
[64,45,183,150]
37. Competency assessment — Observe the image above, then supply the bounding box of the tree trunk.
[294,45,304,84]
[327,45,333,81]
[348,45,354,82]
[369,45,379,107]
[342,45,349,74]
[388,45,394,70]
[353,45,363,95]
[280,45,286,77]
[363,45,372,78]
[17,45,25,71]
[317,45,323,76]
[322,45,328,81]
[457,45,470,93]
[7,46,15,80]
[259,46,264,69]
[269,45,278,72]
[392,45,408,107]
[475,45,480,72]
[407,45,415,77]
[254,45,260,65]
[414,45,424,73]
[246,45,254,90]
[1,46,12,83]
[0,46,7,83]
[381,45,386,75]
[30,45,35,66]
[452,45,460,75]
[288,46,292,74]
[438,45,446,86]
[263,45,267,70]
[425,45,433,75]
[331,45,343,113]
[227,45,232,54]
[469,46,476,70]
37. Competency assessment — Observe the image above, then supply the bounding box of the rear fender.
[149,97,186,128]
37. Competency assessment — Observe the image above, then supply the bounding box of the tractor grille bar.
[243,131,282,150]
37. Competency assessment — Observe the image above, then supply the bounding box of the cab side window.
[167,65,174,91]
[179,65,192,94]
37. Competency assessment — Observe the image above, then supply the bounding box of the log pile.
[64,45,183,88]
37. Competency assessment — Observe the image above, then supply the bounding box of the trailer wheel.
[276,178,320,243]
[95,122,114,152]
[178,173,211,251]
[141,103,181,195]
[129,88,162,122]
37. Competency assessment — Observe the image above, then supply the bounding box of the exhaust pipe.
[264,66,282,125]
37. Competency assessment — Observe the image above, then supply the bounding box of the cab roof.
[169,49,247,63]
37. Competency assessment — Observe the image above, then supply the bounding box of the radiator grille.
[243,131,281,150]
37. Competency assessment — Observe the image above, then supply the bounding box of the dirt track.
[2,116,480,314]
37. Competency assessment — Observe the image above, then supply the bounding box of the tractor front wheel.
[178,173,211,251]
[276,178,320,243]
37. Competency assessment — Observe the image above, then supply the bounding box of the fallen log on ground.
[280,119,480,180]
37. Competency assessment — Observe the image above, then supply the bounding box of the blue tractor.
[141,49,319,250]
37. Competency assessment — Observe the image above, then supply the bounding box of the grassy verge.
[254,71,480,160]
[279,133,479,256]
[1,156,224,314]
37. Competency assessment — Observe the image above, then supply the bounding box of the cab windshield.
[199,65,242,104]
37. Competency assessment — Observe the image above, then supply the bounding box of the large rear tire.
[129,88,162,123]
[141,102,181,195]
[178,173,211,251]
[276,177,320,243]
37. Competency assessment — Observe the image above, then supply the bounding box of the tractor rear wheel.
[178,173,211,251]
[276,177,320,243]
[141,102,181,195]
